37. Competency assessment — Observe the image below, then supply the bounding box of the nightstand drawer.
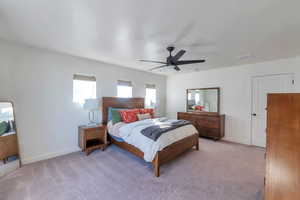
[85,130,103,140]
[87,127,104,132]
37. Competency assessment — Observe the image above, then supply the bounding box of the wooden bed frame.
[102,97,199,177]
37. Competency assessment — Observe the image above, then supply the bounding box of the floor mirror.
[0,101,20,177]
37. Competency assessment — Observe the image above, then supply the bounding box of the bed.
[102,97,199,177]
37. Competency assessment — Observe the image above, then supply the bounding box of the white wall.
[0,40,166,164]
[167,57,300,145]
[0,43,15,100]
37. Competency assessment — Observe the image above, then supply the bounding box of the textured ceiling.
[0,0,300,75]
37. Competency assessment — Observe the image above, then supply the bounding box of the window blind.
[117,80,132,87]
[146,84,155,89]
[73,74,96,82]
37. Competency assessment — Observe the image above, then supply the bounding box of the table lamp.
[83,98,100,126]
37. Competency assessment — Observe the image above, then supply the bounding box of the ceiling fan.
[140,46,205,71]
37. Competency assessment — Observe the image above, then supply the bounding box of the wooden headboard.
[102,97,144,124]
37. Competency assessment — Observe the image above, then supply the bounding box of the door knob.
[252,113,257,116]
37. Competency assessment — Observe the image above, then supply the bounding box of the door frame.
[250,73,295,146]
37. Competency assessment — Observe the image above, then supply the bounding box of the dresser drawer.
[198,127,220,138]
[194,115,219,121]
[194,118,220,129]
[177,113,190,121]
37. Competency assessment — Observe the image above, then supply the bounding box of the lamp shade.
[83,99,99,111]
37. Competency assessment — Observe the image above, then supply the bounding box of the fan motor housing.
[167,46,175,52]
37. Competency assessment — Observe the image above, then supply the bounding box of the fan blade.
[139,60,166,64]
[176,59,205,65]
[172,50,186,62]
[149,65,168,71]
[174,65,181,71]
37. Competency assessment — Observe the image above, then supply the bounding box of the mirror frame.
[186,87,220,114]
[0,100,21,166]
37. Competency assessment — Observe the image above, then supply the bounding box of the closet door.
[265,94,300,200]
[251,74,294,147]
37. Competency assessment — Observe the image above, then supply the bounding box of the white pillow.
[137,113,151,121]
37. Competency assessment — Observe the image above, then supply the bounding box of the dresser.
[177,112,225,140]
[265,94,300,200]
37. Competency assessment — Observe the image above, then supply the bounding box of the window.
[195,93,200,105]
[73,74,96,105]
[188,93,192,100]
[145,84,156,108]
[0,103,13,122]
[117,80,132,98]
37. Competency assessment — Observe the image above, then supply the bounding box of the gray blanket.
[141,120,191,141]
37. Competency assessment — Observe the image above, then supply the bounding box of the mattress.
[109,134,124,142]
[107,120,125,142]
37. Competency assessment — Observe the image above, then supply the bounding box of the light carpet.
[0,139,265,200]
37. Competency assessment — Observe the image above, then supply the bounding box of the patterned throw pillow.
[139,108,154,118]
[119,109,140,123]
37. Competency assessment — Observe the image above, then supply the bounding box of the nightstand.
[78,124,108,155]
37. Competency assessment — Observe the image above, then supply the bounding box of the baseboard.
[221,137,250,145]
[22,147,80,164]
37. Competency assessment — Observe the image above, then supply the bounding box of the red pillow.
[119,109,140,123]
[195,106,204,111]
[139,108,154,118]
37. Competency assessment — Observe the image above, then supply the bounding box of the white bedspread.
[118,118,197,162]
[107,120,124,138]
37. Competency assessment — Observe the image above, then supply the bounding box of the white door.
[251,74,294,147]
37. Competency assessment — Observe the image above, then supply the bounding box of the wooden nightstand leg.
[101,144,107,151]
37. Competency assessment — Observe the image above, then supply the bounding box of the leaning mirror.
[0,101,20,177]
[186,87,220,114]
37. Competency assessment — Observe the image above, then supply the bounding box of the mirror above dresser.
[186,87,220,114]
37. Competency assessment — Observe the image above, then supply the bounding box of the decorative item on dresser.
[177,112,225,140]
[78,124,108,155]
[265,93,300,200]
